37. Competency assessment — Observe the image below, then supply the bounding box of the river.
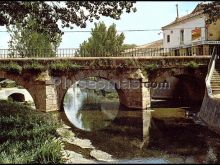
[57,84,220,164]
[2,82,220,163]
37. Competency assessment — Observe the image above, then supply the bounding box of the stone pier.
[199,91,220,134]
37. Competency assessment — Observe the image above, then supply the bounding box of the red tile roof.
[135,39,163,49]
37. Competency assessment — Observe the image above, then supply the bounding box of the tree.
[75,22,125,57]
[7,16,62,57]
[122,44,137,50]
[202,2,220,24]
[0,1,136,41]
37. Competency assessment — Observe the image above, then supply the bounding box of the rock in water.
[90,149,115,162]
[64,150,96,164]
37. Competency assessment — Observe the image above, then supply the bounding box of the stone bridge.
[0,56,210,112]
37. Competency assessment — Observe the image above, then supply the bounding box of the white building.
[162,3,220,56]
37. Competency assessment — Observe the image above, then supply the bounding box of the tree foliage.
[0,1,136,40]
[202,2,220,24]
[122,44,137,50]
[76,22,125,57]
[7,17,62,57]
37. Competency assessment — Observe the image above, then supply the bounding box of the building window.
[180,29,184,44]
[167,35,170,43]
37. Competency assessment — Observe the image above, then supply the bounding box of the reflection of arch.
[174,74,205,105]
[0,71,36,109]
[60,70,125,111]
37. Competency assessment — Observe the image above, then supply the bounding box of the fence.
[0,46,216,58]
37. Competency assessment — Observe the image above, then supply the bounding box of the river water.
[2,80,220,163]
[57,83,220,164]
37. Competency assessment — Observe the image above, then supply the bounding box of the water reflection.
[117,158,169,164]
[61,79,220,163]
[63,79,119,131]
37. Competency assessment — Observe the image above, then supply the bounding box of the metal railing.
[0,47,215,58]
[205,46,219,98]
[206,47,216,97]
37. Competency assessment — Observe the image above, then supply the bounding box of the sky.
[0,1,202,49]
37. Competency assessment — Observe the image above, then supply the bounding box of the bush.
[50,61,81,72]
[23,62,46,73]
[105,92,118,99]
[0,100,64,164]
[0,62,22,74]
[32,138,64,164]
[185,61,199,69]
[146,64,157,71]
[0,80,17,88]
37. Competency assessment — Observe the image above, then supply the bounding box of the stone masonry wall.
[199,91,220,134]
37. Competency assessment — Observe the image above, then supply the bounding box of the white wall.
[162,15,206,49]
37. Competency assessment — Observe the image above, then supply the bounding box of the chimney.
[176,4,179,20]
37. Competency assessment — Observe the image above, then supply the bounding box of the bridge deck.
[0,56,211,61]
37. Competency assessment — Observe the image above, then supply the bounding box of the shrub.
[105,92,118,99]
[0,100,64,164]
[0,62,22,74]
[50,61,81,72]
[185,61,199,69]
[124,59,137,67]
[32,138,64,164]
[146,64,157,71]
[0,80,17,88]
[117,60,136,69]
[23,62,46,73]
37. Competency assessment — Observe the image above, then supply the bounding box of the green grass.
[0,100,64,164]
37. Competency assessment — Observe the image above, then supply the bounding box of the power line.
[0,27,206,33]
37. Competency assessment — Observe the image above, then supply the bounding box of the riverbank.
[0,100,64,163]
[0,100,115,163]
[2,98,220,164]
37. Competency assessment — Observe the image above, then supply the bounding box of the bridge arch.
[149,68,206,106]
[0,71,37,110]
[173,74,205,105]
[57,69,127,111]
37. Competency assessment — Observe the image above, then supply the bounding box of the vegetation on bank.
[0,100,64,164]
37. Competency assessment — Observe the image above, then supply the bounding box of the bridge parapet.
[0,47,214,58]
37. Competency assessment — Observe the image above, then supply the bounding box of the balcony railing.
[0,47,215,58]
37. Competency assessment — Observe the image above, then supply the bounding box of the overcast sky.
[0,1,202,49]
